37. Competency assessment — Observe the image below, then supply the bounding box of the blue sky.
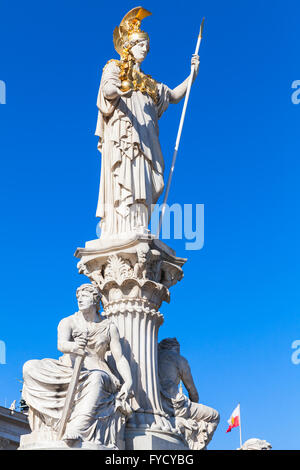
[0,0,299,450]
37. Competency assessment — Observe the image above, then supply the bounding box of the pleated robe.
[95,60,170,238]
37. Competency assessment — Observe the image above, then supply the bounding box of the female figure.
[95,7,199,238]
[22,283,133,449]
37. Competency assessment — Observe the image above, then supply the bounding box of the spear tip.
[199,17,205,38]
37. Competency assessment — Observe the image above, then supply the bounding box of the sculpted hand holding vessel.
[95,7,199,239]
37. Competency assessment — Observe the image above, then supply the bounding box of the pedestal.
[75,234,188,450]
[19,431,110,450]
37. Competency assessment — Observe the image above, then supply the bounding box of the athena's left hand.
[191,54,200,79]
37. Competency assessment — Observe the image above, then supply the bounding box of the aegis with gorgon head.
[95,7,199,239]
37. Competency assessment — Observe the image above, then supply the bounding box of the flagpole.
[156,18,205,239]
[239,403,243,448]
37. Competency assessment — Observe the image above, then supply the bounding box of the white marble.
[19,430,108,450]
[158,338,219,449]
[19,8,217,452]
[76,238,187,449]
[125,429,188,451]
[238,438,272,450]
[20,284,133,450]
[95,7,199,239]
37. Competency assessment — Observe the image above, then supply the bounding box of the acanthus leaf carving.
[104,255,134,284]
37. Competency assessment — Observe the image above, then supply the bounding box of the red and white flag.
[226,404,240,433]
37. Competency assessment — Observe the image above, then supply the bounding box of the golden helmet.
[113,6,151,56]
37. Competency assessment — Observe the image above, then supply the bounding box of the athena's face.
[77,290,95,311]
[130,39,149,63]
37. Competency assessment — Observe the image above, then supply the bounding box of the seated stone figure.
[158,338,219,449]
[21,283,133,450]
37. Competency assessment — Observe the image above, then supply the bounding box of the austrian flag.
[226,404,240,433]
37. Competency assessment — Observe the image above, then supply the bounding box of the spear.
[156,18,205,238]
[57,330,88,441]
[57,354,85,440]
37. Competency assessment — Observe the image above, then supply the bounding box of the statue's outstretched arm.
[109,323,133,399]
[169,54,200,104]
[179,355,199,403]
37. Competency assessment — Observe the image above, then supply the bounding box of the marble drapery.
[95,60,170,238]
[22,314,131,449]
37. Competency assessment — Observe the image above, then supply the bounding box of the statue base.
[125,428,188,450]
[19,431,113,450]
[19,428,188,451]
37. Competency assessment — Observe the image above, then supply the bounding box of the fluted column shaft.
[104,299,168,428]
